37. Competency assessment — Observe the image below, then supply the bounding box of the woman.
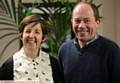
[0,13,64,83]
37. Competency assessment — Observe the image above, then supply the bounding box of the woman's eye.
[25,30,31,33]
[36,31,42,34]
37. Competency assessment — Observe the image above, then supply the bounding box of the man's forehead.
[74,3,93,12]
[73,3,94,16]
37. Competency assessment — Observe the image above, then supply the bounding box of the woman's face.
[22,22,43,50]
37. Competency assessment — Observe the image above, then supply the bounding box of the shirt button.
[33,63,36,66]
[33,67,37,70]
[28,78,32,80]
[45,78,50,82]
[25,71,28,74]
[32,60,35,62]
[36,74,39,77]
[41,72,45,75]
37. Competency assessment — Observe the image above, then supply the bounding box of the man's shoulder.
[60,39,75,47]
[58,39,75,55]
[97,35,119,48]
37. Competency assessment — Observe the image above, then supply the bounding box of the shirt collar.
[74,35,99,47]
[18,48,42,64]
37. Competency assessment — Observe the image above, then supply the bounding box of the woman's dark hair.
[19,13,49,36]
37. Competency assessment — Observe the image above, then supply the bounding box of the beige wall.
[116,0,120,46]
[100,0,117,43]
[103,0,120,46]
[89,0,120,46]
[0,0,120,65]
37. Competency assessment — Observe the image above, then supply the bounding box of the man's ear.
[96,20,101,28]
[97,20,101,24]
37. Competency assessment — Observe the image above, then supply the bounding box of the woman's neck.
[23,47,40,59]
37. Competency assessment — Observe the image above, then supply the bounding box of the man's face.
[71,3,100,43]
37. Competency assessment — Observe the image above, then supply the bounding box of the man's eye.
[75,19,81,23]
[84,19,91,23]
[85,20,89,23]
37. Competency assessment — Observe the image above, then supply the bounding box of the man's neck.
[77,35,99,48]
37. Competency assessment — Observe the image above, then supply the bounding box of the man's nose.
[78,21,86,28]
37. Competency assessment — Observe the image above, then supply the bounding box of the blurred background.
[0,0,120,66]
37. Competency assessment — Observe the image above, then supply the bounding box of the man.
[58,1,120,83]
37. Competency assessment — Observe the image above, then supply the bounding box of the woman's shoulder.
[1,57,13,67]
[49,56,58,65]
[0,57,13,80]
[49,55,65,83]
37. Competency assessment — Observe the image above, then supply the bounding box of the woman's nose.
[29,32,34,37]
